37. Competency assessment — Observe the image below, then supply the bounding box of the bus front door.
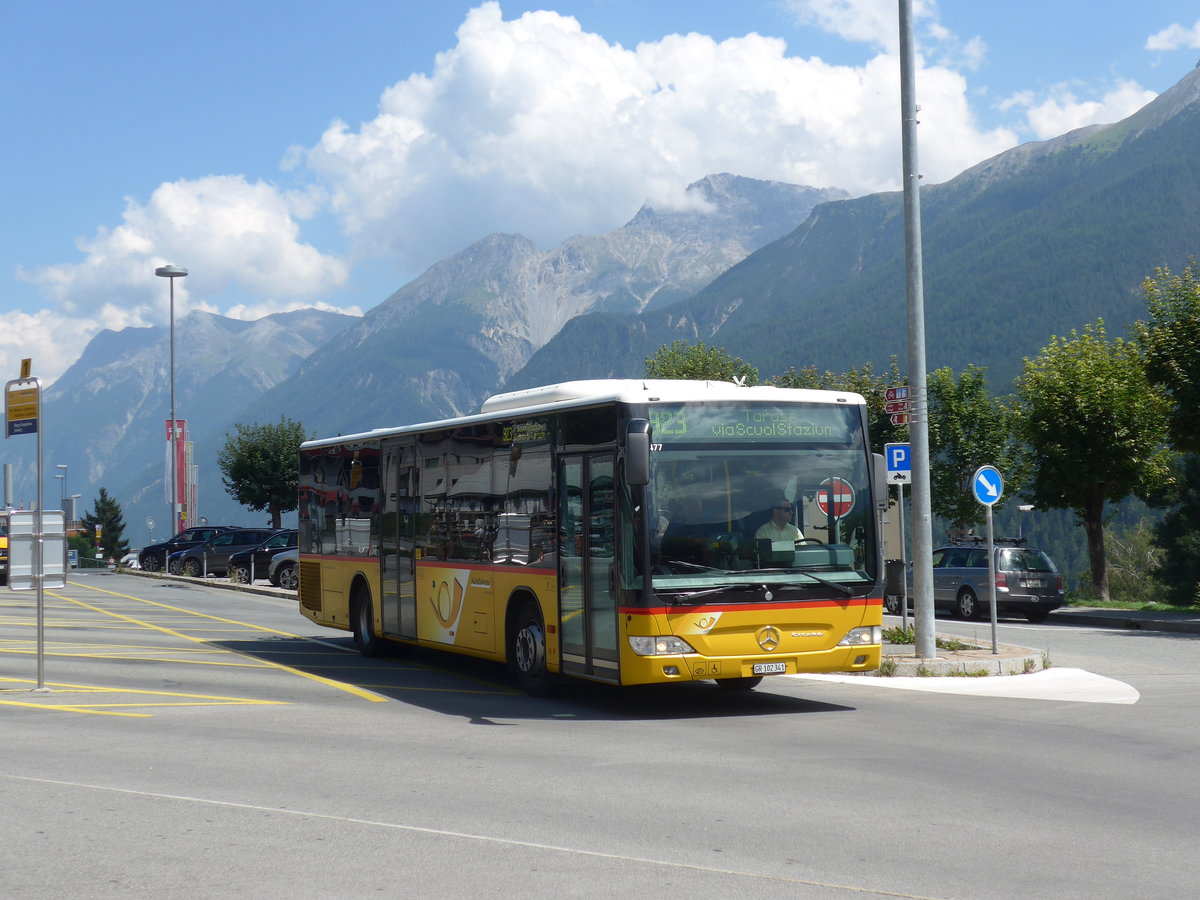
[558,455,619,681]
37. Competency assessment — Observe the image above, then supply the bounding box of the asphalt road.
[2,572,1197,899]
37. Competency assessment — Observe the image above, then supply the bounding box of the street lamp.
[1018,504,1035,541]
[155,264,188,533]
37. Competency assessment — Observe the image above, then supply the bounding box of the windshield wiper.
[780,571,856,595]
[660,559,725,572]
[659,583,757,603]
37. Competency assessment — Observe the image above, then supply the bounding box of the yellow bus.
[297,379,885,694]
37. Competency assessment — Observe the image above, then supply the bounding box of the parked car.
[267,547,298,591]
[139,526,231,573]
[887,537,1064,623]
[228,530,298,584]
[169,528,278,578]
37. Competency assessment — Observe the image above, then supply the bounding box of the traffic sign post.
[972,465,1004,654]
[885,442,913,625]
[5,359,52,691]
[884,386,911,427]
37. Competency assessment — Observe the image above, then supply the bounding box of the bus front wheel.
[352,585,385,657]
[511,601,552,697]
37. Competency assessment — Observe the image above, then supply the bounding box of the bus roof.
[301,379,867,450]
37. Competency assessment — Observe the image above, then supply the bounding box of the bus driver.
[754,499,804,543]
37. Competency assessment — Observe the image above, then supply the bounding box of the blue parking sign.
[884,443,911,484]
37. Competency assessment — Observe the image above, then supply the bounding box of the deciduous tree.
[644,340,759,385]
[1135,258,1200,453]
[926,365,1026,530]
[1013,321,1172,601]
[218,417,308,528]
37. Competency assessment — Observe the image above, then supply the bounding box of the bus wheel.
[716,676,763,691]
[511,601,552,697]
[352,585,384,657]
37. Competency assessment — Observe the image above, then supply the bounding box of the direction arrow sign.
[884,400,910,414]
[884,386,910,402]
[889,413,909,426]
[972,465,1003,506]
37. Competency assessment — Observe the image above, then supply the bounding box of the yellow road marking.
[53,581,387,702]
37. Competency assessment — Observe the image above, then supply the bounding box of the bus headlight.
[628,635,696,656]
[838,626,882,646]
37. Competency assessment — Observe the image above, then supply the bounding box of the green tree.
[773,357,906,454]
[1134,258,1200,453]
[1013,321,1172,601]
[926,365,1026,530]
[644,340,759,384]
[1146,454,1200,606]
[218,417,307,528]
[1104,518,1168,607]
[80,488,130,562]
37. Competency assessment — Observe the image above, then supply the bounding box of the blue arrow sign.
[972,465,1003,506]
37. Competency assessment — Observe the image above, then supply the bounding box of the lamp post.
[1018,504,1035,541]
[155,264,188,533]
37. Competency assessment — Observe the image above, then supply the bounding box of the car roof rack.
[944,529,1027,547]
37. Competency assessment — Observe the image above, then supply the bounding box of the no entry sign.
[816,477,855,519]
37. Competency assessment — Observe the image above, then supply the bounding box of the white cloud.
[17,176,351,383]
[783,0,928,53]
[1145,20,1200,51]
[1008,80,1158,139]
[22,176,347,323]
[301,1,1015,273]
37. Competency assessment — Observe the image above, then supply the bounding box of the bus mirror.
[873,452,888,510]
[625,419,651,486]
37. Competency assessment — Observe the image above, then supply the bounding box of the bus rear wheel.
[511,600,552,697]
[352,585,384,657]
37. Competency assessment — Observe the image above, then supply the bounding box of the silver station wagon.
[888,538,1064,623]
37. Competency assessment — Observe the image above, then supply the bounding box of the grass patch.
[1065,598,1195,612]
[883,625,977,652]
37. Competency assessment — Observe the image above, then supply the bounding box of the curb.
[881,640,1043,677]
[117,567,296,601]
[1049,610,1200,635]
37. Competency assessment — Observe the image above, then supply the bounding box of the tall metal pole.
[35,386,45,690]
[156,266,187,535]
[898,0,936,659]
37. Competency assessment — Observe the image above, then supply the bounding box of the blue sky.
[4,0,1200,383]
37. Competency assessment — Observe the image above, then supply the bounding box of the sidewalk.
[882,604,1200,676]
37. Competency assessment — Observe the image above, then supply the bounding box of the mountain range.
[8,174,841,540]
[9,65,1200,549]
[511,65,1200,391]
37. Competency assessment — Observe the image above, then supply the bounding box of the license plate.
[752,662,787,675]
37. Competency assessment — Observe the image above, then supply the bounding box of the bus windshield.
[644,401,875,595]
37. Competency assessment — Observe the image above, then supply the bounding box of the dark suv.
[139,526,231,573]
[227,529,298,584]
[888,537,1064,623]
[169,528,278,578]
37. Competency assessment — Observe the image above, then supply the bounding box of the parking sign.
[884,442,911,484]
